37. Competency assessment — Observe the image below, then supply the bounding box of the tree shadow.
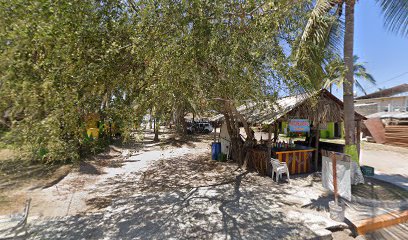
[79,162,103,175]
[25,154,328,239]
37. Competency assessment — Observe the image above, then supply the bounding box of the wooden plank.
[364,118,386,144]
[384,125,408,147]
[303,152,307,172]
[273,149,315,154]
[353,210,408,235]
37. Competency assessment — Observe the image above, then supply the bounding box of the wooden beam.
[314,123,320,171]
[273,122,279,143]
[332,153,338,205]
[356,120,361,158]
[267,124,272,162]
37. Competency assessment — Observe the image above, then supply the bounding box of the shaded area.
[79,162,103,175]
[352,177,408,201]
[0,159,62,191]
[25,154,330,239]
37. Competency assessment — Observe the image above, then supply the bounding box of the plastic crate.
[361,166,374,176]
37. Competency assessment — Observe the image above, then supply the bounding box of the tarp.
[219,123,230,156]
[321,151,351,201]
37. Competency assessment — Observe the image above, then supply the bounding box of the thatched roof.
[211,89,366,124]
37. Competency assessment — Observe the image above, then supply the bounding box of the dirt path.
[11,132,403,239]
[24,145,209,217]
[0,130,210,216]
[23,153,348,240]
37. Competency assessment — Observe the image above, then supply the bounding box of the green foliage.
[0,0,137,162]
[326,55,376,95]
[376,0,408,37]
[0,0,316,162]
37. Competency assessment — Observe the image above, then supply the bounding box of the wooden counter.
[272,145,315,174]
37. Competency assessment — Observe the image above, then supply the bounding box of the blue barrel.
[211,142,221,160]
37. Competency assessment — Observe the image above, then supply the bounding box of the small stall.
[214,89,366,178]
[272,145,314,174]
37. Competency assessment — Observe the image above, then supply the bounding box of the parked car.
[187,121,213,134]
[196,122,213,134]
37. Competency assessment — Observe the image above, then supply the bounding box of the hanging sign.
[289,119,310,132]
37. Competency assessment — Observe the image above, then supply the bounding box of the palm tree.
[352,55,376,95]
[296,0,408,163]
[327,55,376,95]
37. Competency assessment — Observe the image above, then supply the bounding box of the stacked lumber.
[385,125,408,148]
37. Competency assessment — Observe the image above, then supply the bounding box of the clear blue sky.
[332,0,408,98]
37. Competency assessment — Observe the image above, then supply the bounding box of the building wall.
[355,103,378,116]
[355,96,408,114]
[281,121,342,139]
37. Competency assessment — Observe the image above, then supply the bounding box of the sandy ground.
[360,142,408,191]
[3,129,407,239]
[23,157,347,240]
[0,130,355,240]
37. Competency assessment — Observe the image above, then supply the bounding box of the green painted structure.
[281,121,343,139]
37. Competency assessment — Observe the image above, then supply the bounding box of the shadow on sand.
[26,154,326,240]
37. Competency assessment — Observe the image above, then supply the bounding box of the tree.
[352,55,376,95]
[127,0,313,164]
[0,0,144,162]
[327,55,376,95]
[0,0,314,164]
[295,0,408,163]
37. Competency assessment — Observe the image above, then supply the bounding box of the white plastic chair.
[271,158,290,183]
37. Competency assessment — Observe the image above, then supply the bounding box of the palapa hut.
[212,89,366,176]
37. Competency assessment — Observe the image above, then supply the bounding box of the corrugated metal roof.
[366,111,408,119]
[355,83,408,100]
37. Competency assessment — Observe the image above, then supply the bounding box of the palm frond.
[355,79,368,95]
[376,0,408,36]
[362,72,376,84]
[353,63,365,73]
[293,0,343,90]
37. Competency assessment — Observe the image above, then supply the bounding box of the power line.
[364,71,408,91]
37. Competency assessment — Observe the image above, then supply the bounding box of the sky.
[331,0,408,98]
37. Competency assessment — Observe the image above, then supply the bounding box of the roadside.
[360,142,408,191]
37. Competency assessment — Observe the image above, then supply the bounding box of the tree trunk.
[222,100,254,166]
[149,109,153,129]
[154,118,159,142]
[173,105,187,136]
[343,0,358,163]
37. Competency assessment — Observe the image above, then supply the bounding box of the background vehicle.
[187,121,213,134]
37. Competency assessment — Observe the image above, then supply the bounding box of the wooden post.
[314,123,320,171]
[332,153,338,205]
[214,126,217,142]
[356,120,361,158]
[267,124,272,159]
[267,124,272,176]
[273,122,279,143]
